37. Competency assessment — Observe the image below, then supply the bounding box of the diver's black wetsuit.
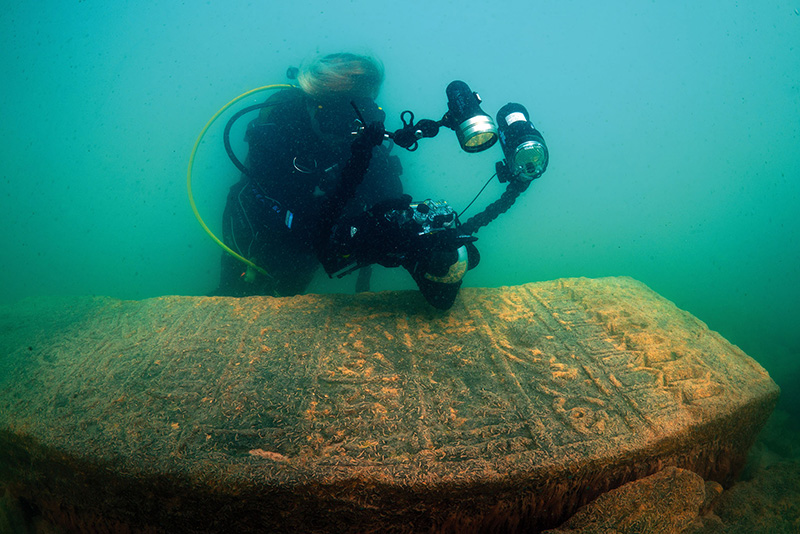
[217,89,403,297]
[218,88,477,310]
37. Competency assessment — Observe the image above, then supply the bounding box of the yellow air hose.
[186,84,296,277]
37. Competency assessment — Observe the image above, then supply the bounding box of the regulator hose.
[186,84,295,277]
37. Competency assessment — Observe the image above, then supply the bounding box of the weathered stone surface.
[0,277,779,533]
[541,466,716,534]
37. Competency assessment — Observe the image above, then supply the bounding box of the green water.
[1,0,798,519]
[2,0,798,408]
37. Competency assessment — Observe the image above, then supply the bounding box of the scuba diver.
[216,53,402,298]
[207,52,549,310]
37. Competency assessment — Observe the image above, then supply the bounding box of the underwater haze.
[1,1,799,412]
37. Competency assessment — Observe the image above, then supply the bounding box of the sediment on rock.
[0,277,779,533]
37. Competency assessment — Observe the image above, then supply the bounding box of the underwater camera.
[410,199,457,235]
[495,103,549,183]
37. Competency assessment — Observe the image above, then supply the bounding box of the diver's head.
[297,52,384,101]
[297,53,386,148]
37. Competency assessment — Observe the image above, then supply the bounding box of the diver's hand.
[352,121,386,152]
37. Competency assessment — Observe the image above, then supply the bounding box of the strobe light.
[443,80,498,153]
[496,102,548,182]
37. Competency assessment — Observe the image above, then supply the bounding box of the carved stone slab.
[0,277,779,533]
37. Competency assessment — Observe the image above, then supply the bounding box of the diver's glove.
[339,120,387,192]
[351,121,387,153]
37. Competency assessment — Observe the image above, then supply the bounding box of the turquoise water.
[1,0,798,443]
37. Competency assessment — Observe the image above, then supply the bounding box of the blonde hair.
[297,53,384,100]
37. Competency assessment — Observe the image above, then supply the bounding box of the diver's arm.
[315,121,386,252]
